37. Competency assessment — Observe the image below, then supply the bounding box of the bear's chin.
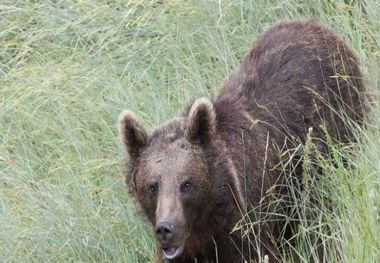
[162,244,184,260]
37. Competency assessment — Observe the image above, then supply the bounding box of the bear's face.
[118,98,216,260]
[135,138,211,259]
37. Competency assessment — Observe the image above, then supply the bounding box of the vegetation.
[0,0,378,262]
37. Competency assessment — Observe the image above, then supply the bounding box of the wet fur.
[119,20,367,263]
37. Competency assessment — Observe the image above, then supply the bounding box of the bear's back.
[217,20,366,145]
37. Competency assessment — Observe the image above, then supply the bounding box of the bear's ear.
[118,110,148,158]
[185,97,216,144]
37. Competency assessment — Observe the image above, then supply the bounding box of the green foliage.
[0,0,379,262]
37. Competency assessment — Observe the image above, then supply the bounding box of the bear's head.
[118,98,221,260]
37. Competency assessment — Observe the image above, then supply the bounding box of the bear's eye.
[180,181,193,192]
[148,183,158,196]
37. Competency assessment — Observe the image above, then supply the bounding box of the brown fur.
[118,20,367,263]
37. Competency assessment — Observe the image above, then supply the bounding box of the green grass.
[0,0,379,262]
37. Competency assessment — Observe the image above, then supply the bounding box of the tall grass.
[279,116,380,263]
[0,0,379,262]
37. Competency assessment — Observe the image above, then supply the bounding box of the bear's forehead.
[144,140,190,168]
[140,138,203,178]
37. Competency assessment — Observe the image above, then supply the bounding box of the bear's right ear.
[118,110,148,158]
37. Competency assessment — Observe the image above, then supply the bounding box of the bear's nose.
[156,221,174,244]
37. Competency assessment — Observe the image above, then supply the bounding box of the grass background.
[0,0,379,262]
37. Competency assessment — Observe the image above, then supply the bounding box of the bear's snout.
[155,221,174,244]
[155,220,185,259]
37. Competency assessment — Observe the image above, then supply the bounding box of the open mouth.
[162,244,184,259]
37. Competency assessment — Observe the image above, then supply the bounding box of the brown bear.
[118,20,367,263]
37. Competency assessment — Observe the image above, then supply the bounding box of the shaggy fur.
[118,20,367,263]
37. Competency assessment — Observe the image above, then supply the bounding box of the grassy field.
[0,0,379,262]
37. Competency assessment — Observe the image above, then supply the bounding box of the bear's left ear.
[185,97,216,144]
